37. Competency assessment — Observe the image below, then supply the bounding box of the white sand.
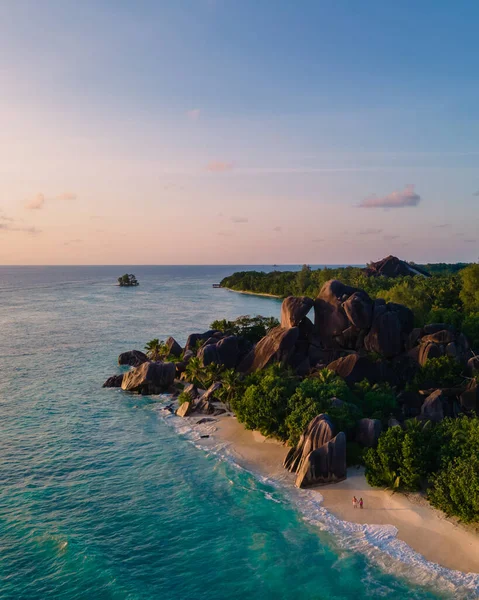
[211,416,479,574]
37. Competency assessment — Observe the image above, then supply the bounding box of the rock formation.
[102,374,124,388]
[121,361,176,394]
[280,296,314,328]
[356,418,382,447]
[364,255,430,278]
[118,350,148,367]
[237,326,299,373]
[294,431,347,488]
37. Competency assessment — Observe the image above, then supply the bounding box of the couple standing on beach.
[352,496,363,509]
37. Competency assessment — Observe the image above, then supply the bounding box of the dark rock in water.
[121,361,176,394]
[294,432,347,488]
[103,374,124,388]
[183,383,198,401]
[326,353,378,387]
[284,414,335,473]
[118,350,148,367]
[176,401,192,417]
[356,418,382,447]
[165,336,183,358]
[364,309,402,358]
[420,389,445,422]
[364,255,430,278]
[237,326,299,373]
[343,291,373,330]
[196,417,217,425]
[460,379,479,412]
[281,296,314,328]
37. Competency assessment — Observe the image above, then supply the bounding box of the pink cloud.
[25,193,46,210]
[359,185,421,208]
[206,161,234,173]
[186,108,201,121]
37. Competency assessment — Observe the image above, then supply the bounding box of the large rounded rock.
[418,341,443,366]
[281,296,314,328]
[356,418,382,447]
[460,379,479,412]
[294,432,347,488]
[165,337,183,358]
[176,401,192,417]
[326,353,378,387]
[467,356,479,376]
[103,374,124,388]
[198,335,239,368]
[343,292,373,330]
[421,330,456,345]
[420,389,445,422]
[284,414,335,473]
[118,350,148,367]
[364,310,402,358]
[121,361,176,394]
[237,326,300,373]
[184,330,219,353]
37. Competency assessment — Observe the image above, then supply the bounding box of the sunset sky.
[1,0,478,265]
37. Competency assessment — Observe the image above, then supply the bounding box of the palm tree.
[144,338,165,361]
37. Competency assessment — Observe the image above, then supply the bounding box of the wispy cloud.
[359,228,383,235]
[231,216,248,223]
[0,223,41,235]
[464,239,476,243]
[186,108,201,121]
[25,191,77,210]
[63,239,82,246]
[312,238,325,243]
[358,185,421,209]
[206,161,234,173]
[474,190,479,196]
[383,234,400,240]
[217,230,233,237]
[434,224,450,228]
[273,226,282,232]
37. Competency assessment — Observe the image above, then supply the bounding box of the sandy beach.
[209,415,479,575]
[224,288,283,299]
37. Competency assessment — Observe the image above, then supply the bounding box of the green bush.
[411,356,463,390]
[210,315,279,344]
[460,263,479,312]
[462,312,479,351]
[354,380,397,422]
[285,372,353,446]
[231,366,297,440]
[428,457,479,522]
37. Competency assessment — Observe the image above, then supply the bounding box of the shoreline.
[204,415,479,576]
[222,287,283,299]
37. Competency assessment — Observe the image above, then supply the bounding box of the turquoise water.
[0,266,466,599]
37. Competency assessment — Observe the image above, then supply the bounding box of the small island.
[117,273,139,287]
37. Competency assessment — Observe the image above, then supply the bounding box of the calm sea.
[0,266,468,599]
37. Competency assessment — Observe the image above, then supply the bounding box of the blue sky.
[0,0,478,264]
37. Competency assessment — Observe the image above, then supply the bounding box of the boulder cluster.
[104,277,475,490]
[363,255,431,278]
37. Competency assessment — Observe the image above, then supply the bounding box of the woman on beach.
[352,496,358,509]
[359,498,363,509]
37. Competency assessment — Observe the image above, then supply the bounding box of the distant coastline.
[223,288,283,299]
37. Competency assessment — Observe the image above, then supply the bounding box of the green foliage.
[354,380,397,422]
[210,315,279,344]
[346,441,365,467]
[428,457,479,522]
[118,273,139,286]
[144,338,168,361]
[462,313,479,351]
[231,366,298,440]
[285,373,353,446]
[177,391,190,405]
[460,263,479,312]
[411,356,463,391]
[184,357,223,389]
[366,416,479,522]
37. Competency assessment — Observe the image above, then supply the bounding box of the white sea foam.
[155,400,479,598]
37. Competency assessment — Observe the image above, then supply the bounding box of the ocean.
[0,265,473,599]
